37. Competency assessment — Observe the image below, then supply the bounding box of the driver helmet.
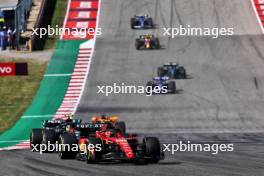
[101,114,107,119]
[145,34,151,39]
[65,113,74,120]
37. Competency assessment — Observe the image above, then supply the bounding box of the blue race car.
[131,15,154,29]
[158,62,187,79]
[146,77,176,94]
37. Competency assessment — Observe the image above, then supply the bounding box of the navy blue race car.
[146,77,176,94]
[158,62,187,79]
[131,15,154,29]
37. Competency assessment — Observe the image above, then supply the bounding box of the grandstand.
[0,0,54,51]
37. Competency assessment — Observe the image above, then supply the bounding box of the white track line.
[44,74,72,77]
[60,0,72,40]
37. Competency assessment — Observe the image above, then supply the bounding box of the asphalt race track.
[1,0,264,175]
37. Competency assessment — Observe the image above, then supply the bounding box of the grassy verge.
[44,0,68,49]
[0,58,48,134]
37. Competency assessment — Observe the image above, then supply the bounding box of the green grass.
[0,58,48,133]
[44,0,68,49]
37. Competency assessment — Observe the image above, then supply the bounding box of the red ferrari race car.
[86,129,164,164]
[59,128,164,164]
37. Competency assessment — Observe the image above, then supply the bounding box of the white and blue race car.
[130,15,154,29]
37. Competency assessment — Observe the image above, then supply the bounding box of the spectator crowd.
[0,10,16,51]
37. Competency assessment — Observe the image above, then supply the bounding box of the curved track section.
[1,0,264,176]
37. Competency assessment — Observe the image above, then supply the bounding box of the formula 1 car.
[158,62,187,79]
[146,77,176,94]
[30,116,82,152]
[58,118,128,159]
[130,15,154,29]
[59,128,165,164]
[91,114,126,133]
[135,34,160,50]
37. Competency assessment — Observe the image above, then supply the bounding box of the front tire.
[30,129,43,151]
[143,137,161,163]
[86,138,102,164]
[58,133,78,159]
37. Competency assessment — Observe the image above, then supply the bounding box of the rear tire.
[157,67,165,77]
[58,133,78,159]
[30,129,43,151]
[143,137,161,163]
[135,39,141,50]
[147,18,153,28]
[154,38,160,49]
[41,129,56,153]
[168,81,176,93]
[177,67,186,79]
[130,18,135,29]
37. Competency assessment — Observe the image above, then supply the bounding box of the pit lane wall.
[0,0,100,149]
[251,0,264,33]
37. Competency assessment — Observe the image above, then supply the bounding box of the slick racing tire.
[58,133,78,159]
[143,137,161,163]
[115,121,126,133]
[154,38,160,49]
[147,18,153,28]
[168,81,176,93]
[135,39,141,50]
[41,129,56,153]
[176,67,186,79]
[30,129,43,151]
[86,138,102,164]
[130,18,135,29]
[157,67,165,77]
